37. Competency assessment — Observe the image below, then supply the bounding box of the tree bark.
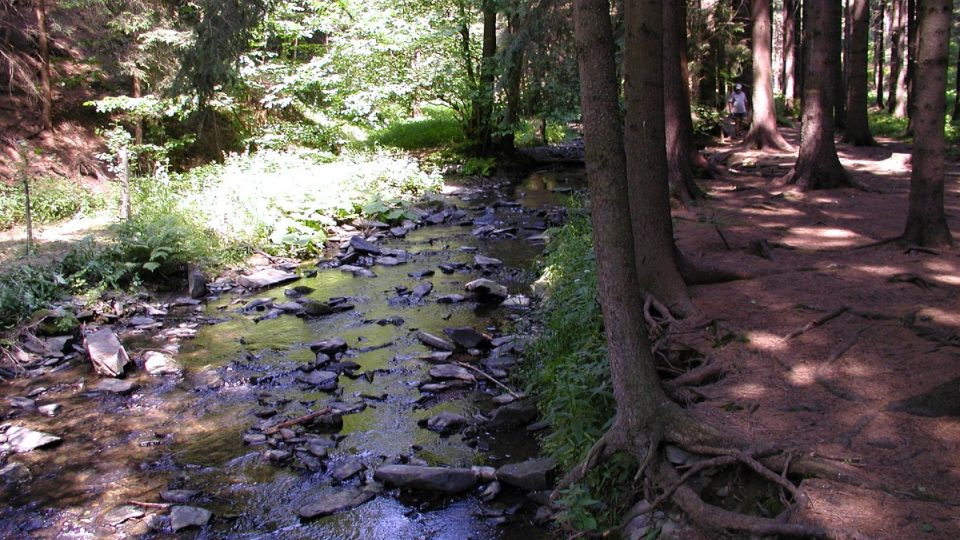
[624,0,694,316]
[953,30,960,123]
[783,0,855,190]
[905,0,917,130]
[573,0,673,449]
[843,0,876,145]
[476,0,497,152]
[744,0,793,150]
[34,0,52,132]
[783,0,799,110]
[873,0,885,108]
[664,0,706,203]
[889,0,909,116]
[835,0,849,129]
[901,0,953,247]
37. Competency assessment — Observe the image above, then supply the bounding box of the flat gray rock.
[2,426,62,453]
[144,351,181,376]
[421,411,469,433]
[160,489,200,503]
[474,255,503,267]
[443,327,490,349]
[0,462,32,484]
[299,487,375,519]
[331,459,365,481]
[103,505,144,526]
[417,331,455,352]
[437,294,466,304]
[309,337,348,355]
[496,458,557,491]
[296,370,339,389]
[486,400,539,430]
[374,465,477,493]
[238,268,299,289]
[349,235,382,255]
[84,328,131,377]
[170,505,211,532]
[93,378,138,395]
[340,265,377,278]
[429,364,475,381]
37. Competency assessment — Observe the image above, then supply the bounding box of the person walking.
[727,83,749,137]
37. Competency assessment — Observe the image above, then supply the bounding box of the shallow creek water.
[0,168,585,539]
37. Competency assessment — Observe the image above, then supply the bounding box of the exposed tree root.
[782,306,850,340]
[676,249,752,285]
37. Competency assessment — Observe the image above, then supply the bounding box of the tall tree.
[783,0,855,189]
[889,0,909,116]
[844,0,876,145]
[901,0,953,247]
[34,0,52,131]
[905,0,918,130]
[663,0,705,203]
[873,0,886,108]
[624,0,694,315]
[782,0,800,110]
[953,27,960,123]
[743,0,792,150]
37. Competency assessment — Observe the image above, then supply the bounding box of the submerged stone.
[374,465,477,493]
[298,488,375,519]
[169,506,211,532]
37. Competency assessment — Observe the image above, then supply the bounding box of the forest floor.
[667,128,960,538]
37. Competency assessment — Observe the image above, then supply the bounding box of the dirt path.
[671,129,960,538]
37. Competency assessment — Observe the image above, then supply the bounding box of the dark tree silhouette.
[843,0,877,145]
[782,0,800,111]
[783,0,855,190]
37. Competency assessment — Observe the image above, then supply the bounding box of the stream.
[0,167,586,539]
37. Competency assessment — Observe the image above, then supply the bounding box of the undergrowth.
[0,177,110,230]
[368,106,465,150]
[523,215,634,532]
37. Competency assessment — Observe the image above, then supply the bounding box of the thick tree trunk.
[874,0,885,108]
[664,0,706,203]
[744,0,793,150]
[497,13,525,151]
[475,0,497,152]
[34,0,52,132]
[783,0,799,110]
[890,0,909,116]
[954,34,960,123]
[835,0,849,129]
[844,0,876,145]
[572,0,672,450]
[624,0,694,316]
[901,0,953,247]
[783,0,855,190]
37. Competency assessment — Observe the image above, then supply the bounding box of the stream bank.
[0,167,585,539]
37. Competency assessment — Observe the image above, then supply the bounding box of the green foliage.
[691,103,724,140]
[461,156,496,177]
[524,215,612,470]
[369,107,465,150]
[553,454,639,533]
[0,266,64,330]
[513,119,575,147]
[868,110,960,148]
[0,178,109,230]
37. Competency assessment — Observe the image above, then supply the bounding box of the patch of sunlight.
[786,363,817,385]
[839,362,874,377]
[915,306,960,326]
[932,274,960,286]
[740,207,805,217]
[923,260,957,273]
[851,264,906,276]
[744,331,786,351]
[784,227,865,248]
[731,382,767,398]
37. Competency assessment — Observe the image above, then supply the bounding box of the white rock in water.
[83,328,131,377]
[238,268,299,289]
[169,506,212,532]
[1,425,61,453]
[144,351,182,376]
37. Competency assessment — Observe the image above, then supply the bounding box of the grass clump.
[368,107,465,150]
[523,215,634,533]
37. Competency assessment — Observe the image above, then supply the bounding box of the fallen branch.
[127,500,171,510]
[453,361,522,399]
[264,407,333,434]
[783,306,850,340]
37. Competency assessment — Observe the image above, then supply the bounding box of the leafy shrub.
[0,177,109,230]
[0,265,64,329]
[369,107,465,150]
[692,103,725,140]
[461,156,496,177]
[513,118,576,147]
[524,215,641,531]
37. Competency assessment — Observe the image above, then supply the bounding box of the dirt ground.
[669,128,960,538]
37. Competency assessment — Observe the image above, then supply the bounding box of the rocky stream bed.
[0,169,587,539]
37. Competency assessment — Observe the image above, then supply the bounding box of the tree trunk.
[783,0,855,190]
[572,0,672,449]
[901,0,953,247]
[34,0,52,132]
[873,0,885,108]
[890,0,909,116]
[744,0,793,150]
[475,0,497,152]
[783,0,799,110]
[843,0,876,145]
[835,0,849,129]
[497,13,525,151]
[953,32,960,123]
[664,0,706,203]
[905,0,917,130]
[624,0,694,316]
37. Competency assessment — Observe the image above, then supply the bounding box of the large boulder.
[169,506,211,532]
[486,400,539,430]
[238,268,299,289]
[374,465,478,494]
[465,279,509,302]
[298,488,376,519]
[496,458,557,491]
